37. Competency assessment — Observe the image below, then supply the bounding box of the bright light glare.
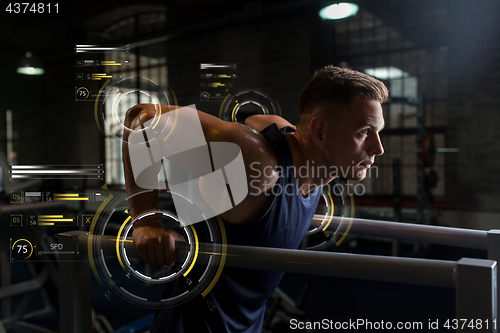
[17,67,45,75]
[364,66,409,80]
[319,3,359,20]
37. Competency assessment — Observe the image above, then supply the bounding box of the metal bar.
[487,230,500,323]
[416,95,425,257]
[389,147,460,154]
[0,267,49,299]
[201,243,456,288]
[66,231,455,288]
[67,214,490,253]
[60,231,500,330]
[386,96,421,106]
[58,233,91,333]
[436,148,461,153]
[312,215,489,250]
[380,126,447,136]
[9,321,57,333]
[392,159,402,256]
[455,258,497,332]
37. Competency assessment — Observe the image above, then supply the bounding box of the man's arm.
[123,104,279,266]
[122,105,186,267]
[245,114,296,132]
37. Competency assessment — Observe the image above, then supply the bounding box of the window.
[101,12,168,186]
[331,1,448,199]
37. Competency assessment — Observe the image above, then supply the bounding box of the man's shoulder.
[202,119,278,172]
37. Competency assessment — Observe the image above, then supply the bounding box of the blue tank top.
[151,123,322,333]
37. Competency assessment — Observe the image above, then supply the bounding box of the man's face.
[321,99,385,181]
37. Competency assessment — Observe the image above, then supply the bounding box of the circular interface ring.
[117,210,196,285]
[95,76,177,142]
[305,179,355,250]
[88,186,226,309]
[219,89,281,123]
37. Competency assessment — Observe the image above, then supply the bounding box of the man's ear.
[309,117,325,147]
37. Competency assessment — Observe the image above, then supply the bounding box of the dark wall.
[2,1,500,214]
[446,0,500,212]
[0,16,103,192]
[166,11,314,123]
[0,47,48,164]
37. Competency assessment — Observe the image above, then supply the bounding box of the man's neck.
[287,130,335,196]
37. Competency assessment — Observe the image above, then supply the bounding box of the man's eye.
[361,129,369,135]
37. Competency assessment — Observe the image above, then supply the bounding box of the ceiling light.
[364,66,409,80]
[17,52,45,76]
[319,3,359,20]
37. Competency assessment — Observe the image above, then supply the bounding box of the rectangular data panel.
[75,44,130,53]
[200,63,237,102]
[10,238,82,262]
[10,165,104,180]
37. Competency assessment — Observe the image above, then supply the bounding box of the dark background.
[0,0,498,332]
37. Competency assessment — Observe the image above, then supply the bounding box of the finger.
[165,234,176,267]
[144,241,157,266]
[154,238,167,267]
[138,248,149,264]
[136,242,150,264]
[175,232,187,243]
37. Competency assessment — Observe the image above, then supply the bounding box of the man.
[122,65,388,332]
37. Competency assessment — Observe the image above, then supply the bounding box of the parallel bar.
[487,230,500,323]
[59,233,91,333]
[455,258,497,332]
[313,215,488,250]
[187,243,456,288]
[68,231,455,288]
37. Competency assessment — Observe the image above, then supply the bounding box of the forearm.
[122,105,161,226]
[123,156,159,226]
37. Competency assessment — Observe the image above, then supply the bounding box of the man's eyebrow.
[359,121,385,131]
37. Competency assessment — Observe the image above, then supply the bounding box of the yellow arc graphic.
[322,192,335,231]
[219,94,232,119]
[201,216,227,298]
[116,216,132,272]
[183,224,199,277]
[335,192,355,246]
[163,108,179,142]
[12,239,33,259]
[94,80,111,135]
[88,193,114,286]
[231,103,240,122]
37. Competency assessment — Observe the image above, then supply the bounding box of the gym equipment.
[389,133,460,168]
[69,214,497,267]
[262,283,312,333]
[113,314,154,333]
[58,224,498,333]
[0,202,65,333]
